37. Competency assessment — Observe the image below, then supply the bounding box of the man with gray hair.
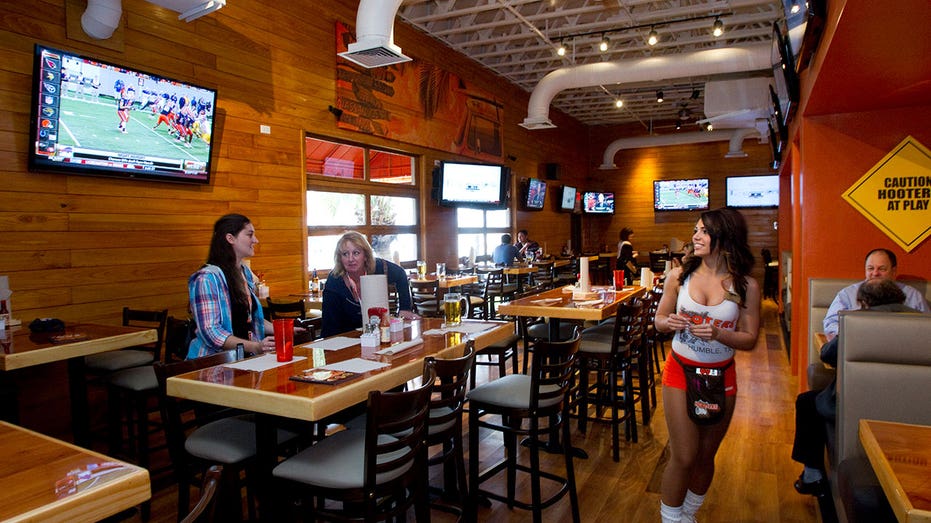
[792,277,919,496]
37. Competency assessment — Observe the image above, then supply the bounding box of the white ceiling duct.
[599,128,761,169]
[521,43,772,130]
[339,0,412,69]
[82,0,123,40]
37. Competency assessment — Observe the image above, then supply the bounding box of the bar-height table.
[497,285,646,339]
[0,323,158,445]
[0,420,150,523]
[859,419,931,523]
[167,317,513,519]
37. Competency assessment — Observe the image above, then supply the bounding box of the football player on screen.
[116,86,135,133]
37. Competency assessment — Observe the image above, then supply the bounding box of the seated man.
[792,278,919,495]
[514,229,540,260]
[492,233,519,267]
[822,248,928,340]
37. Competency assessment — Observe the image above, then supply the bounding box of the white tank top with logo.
[671,275,740,364]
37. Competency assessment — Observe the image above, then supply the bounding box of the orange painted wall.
[779,0,931,390]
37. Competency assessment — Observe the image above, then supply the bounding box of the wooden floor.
[120,300,819,522]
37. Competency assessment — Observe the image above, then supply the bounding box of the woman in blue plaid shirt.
[186,214,276,359]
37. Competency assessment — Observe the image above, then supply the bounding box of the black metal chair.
[86,307,168,373]
[477,267,516,319]
[273,364,436,522]
[467,330,582,523]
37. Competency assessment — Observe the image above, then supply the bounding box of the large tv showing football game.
[438,161,508,209]
[28,44,217,184]
[726,175,780,208]
[653,178,710,211]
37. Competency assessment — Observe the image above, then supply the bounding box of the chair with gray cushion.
[467,329,581,522]
[85,307,168,373]
[575,299,645,462]
[155,351,298,521]
[273,363,436,522]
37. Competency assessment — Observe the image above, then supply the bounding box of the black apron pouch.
[672,352,732,425]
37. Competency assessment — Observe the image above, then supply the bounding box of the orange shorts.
[662,351,737,396]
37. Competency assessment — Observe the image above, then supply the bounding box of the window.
[456,207,510,259]
[305,136,418,272]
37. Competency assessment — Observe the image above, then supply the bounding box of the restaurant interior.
[1,0,930,522]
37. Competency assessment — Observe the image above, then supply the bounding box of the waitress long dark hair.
[677,207,755,306]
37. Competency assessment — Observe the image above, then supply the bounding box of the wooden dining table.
[859,419,931,523]
[167,317,513,519]
[0,420,150,523]
[0,323,157,445]
[497,285,647,339]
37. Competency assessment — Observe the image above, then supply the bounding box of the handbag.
[672,352,733,425]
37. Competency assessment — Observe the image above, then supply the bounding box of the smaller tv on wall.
[524,177,547,210]
[27,44,217,184]
[726,175,780,208]
[653,178,709,211]
[582,191,614,214]
[559,185,577,212]
[438,161,509,209]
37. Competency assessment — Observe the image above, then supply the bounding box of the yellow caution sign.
[843,136,931,252]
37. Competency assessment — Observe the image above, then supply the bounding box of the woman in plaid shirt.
[186,214,275,359]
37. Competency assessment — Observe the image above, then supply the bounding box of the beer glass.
[416,260,427,278]
[444,292,462,327]
[436,262,446,280]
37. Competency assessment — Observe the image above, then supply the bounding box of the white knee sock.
[660,501,682,523]
[681,489,705,522]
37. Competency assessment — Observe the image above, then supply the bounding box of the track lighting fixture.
[647,28,658,46]
[615,99,623,108]
[556,40,566,56]
[704,122,714,131]
[712,17,724,37]
[656,90,664,103]
[599,35,609,52]
[675,122,682,130]
[790,0,801,14]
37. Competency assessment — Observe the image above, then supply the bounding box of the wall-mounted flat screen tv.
[653,178,710,211]
[582,191,614,214]
[28,44,217,184]
[726,175,780,208]
[559,185,577,211]
[524,177,546,210]
[438,161,508,209]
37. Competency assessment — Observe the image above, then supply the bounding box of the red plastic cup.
[273,318,294,362]
[613,269,625,288]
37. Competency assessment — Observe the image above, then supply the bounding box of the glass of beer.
[443,292,462,327]
[416,260,427,278]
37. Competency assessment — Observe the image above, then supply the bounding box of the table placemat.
[321,358,391,373]
[305,336,360,351]
[223,353,307,372]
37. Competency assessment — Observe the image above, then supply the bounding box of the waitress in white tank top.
[653,207,761,523]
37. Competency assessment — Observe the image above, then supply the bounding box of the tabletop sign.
[842,135,931,252]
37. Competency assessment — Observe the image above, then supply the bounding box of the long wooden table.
[0,421,150,523]
[859,419,931,523]
[0,323,157,445]
[167,317,513,519]
[497,285,646,338]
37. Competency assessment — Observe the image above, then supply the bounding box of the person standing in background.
[616,227,639,285]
